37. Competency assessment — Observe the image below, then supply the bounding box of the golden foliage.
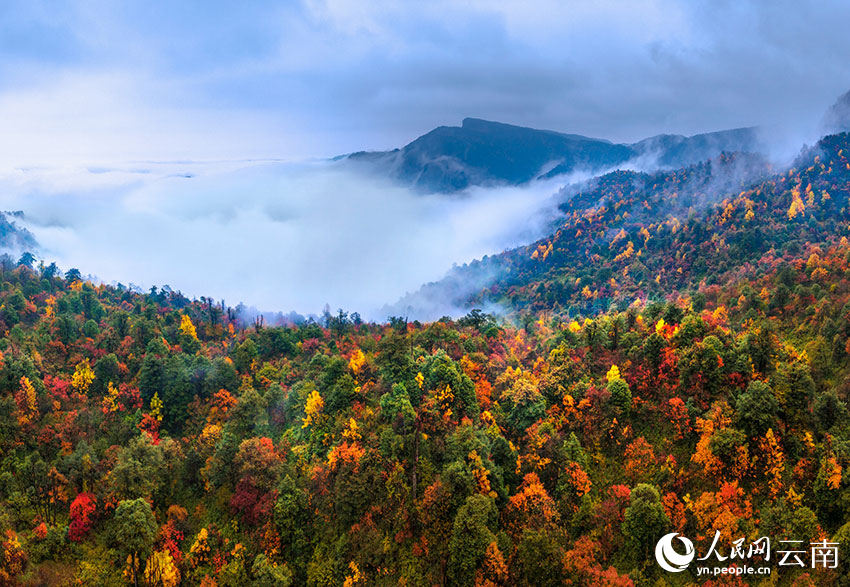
[760,428,785,498]
[179,314,199,340]
[189,528,210,568]
[302,390,324,429]
[101,381,120,414]
[348,349,366,374]
[150,392,164,422]
[144,550,180,587]
[16,376,38,425]
[342,418,361,441]
[788,186,806,219]
[71,360,95,393]
[343,561,364,587]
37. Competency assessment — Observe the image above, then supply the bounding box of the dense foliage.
[458,133,850,316]
[4,135,850,586]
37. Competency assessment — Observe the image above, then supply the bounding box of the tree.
[179,315,201,354]
[447,494,498,586]
[0,530,27,585]
[274,475,311,582]
[831,521,850,585]
[505,376,545,431]
[144,550,181,587]
[503,473,560,538]
[112,498,158,587]
[607,378,632,415]
[234,339,259,373]
[735,380,778,438]
[622,484,670,568]
[17,252,36,269]
[111,433,164,499]
[252,554,294,586]
[68,492,97,542]
[815,390,848,431]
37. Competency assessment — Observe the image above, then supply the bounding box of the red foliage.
[44,375,71,403]
[118,383,142,411]
[229,479,278,527]
[32,523,47,540]
[302,338,321,354]
[68,492,97,542]
[664,397,691,439]
[138,414,161,444]
[158,519,185,565]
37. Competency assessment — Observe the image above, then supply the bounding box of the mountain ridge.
[387,130,850,320]
[347,117,761,193]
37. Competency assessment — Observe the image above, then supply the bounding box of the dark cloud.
[0,0,847,163]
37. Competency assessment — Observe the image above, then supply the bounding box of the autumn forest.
[1,120,850,587]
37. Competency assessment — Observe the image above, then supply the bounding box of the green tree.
[447,494,498,586]
[252,554,294,586]
[735,380,778,438]
[111,434,164,499]
[274,475,312,582]
[622,483,670,568]
[607,378,632,415]
[234,338,259,373]
[112,498,157,587]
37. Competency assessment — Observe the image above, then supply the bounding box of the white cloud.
[2,161,567,318]
[0,70,302,167]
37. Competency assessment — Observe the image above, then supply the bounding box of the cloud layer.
[0,1,848,165]
[2,162,568,318]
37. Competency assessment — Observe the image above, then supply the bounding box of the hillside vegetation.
[3,136,850,586]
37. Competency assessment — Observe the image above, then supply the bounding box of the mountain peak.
[348,118,766,193]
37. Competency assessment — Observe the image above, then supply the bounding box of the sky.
[0,0,848,318]
[1,0,849,165]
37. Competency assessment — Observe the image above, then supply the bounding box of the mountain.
[9,94,850,587]
[0,212,37,254]
[391,130,850,318]
[347,117,761,193]
[823,89,850,134]
[8,135,850,587]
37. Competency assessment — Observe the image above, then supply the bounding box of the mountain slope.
[823,89,850,134]
[348,117,761,193]
[392,132,850,317]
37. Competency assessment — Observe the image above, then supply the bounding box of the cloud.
[1,1,848,165]
[0,0,844,321]
[1,161,568,319]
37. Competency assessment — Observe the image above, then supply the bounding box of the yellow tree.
[302,390,324,429]
[179,315,199,340]
[15,376,38,426]
[144,550,180,587]
[760,428,785,498]
[71,360,95,394]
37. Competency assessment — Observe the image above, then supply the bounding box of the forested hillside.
[416,132,850,321]
[3,136,850,584]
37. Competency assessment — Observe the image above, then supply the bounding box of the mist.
[0,161,573,320]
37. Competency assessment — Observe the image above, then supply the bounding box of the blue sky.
[1,0,849,165]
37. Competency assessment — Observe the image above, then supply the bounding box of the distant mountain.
[388,130,850,319]
[347,117,761,193]
[0,212,37,254]
[822,89,850,134]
